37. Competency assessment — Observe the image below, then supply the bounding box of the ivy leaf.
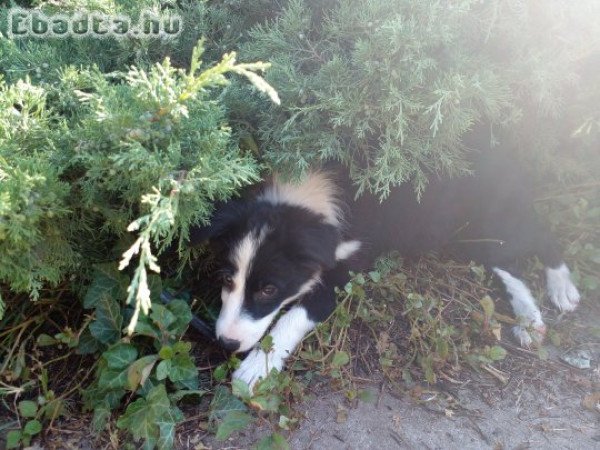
[209,385,252,440]
[158,345,174,360]
[168,354,198,382]
[166,300,192,335]
[232,378,252,401]
[156,406,183,450]
[215,410,253,441]
[133,315,161,340]
[117,398,157,447]
[84,264,128,309]
[150,304,176,330]
[156,360,171,381]
[89,297,123,344]
[254,432,290,450]
[127,355,159,391]
[97,368,129,390]
[117,384,177,448]
[91,401,111,432]
[249,394,280,412]
[170,389,206,402]
[76,329,101,355]
[103,343,138,369]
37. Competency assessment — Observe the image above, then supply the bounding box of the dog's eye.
[257,284,278,300]
[221,273,234,289]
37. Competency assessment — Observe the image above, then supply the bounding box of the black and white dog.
[191,142,580,389]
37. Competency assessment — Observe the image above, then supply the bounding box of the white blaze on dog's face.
[208,173,345,353]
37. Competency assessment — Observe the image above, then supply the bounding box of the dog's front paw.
[512,323,546,348]
[233,349,284,391]
[546,264,581,312]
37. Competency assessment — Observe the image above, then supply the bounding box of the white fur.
[546,263,580,312]
[233,306,315,390]
[259,172,342,226]
[493,268,546,347]
[216,231,263,349]
[335,240,362,261]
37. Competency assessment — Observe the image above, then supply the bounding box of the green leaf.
[89,297,123,344]
[36,333,57,347]
[331,351,350,368]
[168,354,198,382]
[91,402,111,432]
[169,389,206,402]
[150,304,176,329]
[260,334,274,353]
[231,378,252,401]
[127,355,159,391]
[117,384,178,448]
[209,386,247,423]
[172,341,191,354]
[254,432,290,450]
[103,343,138,369]
[215,410,253,440]
[156,360,171,381]
[213,363,228,382]
[133,316,161,340]
[23,419,42,436]
[166,300,193,335]
[84,264,128,309]
[278,415,292,430]
[357,389,377,404]
[488,345,507,361]
[76,329,101,355]
[6,430,22,449]
[368,270,381,283]
[249,394,280,412]
[479,296,495,319]
[18,400,38,418]
[159,345,174,360]
[147,274,163,303]
[98,368,129,391]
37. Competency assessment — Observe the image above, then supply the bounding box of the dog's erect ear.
[293,222,340,270]
[189,200,248,246]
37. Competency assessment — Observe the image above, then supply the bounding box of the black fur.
[193,200,339,321]
[191,129,567,344]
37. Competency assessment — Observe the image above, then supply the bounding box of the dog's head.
[191,173,360,352]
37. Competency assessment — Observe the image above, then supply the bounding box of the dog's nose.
[218,336,241,352]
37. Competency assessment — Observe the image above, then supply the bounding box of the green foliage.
[215,0,600,198]
[209,385,252,441]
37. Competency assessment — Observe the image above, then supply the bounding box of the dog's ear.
[189,200,248,246]
[294,222,340,271]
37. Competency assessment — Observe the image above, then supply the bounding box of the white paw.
[546,264,581,312]
[232,349,283,391]
[512,323,546,348]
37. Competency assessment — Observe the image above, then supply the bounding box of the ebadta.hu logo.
[6,8,182,39]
